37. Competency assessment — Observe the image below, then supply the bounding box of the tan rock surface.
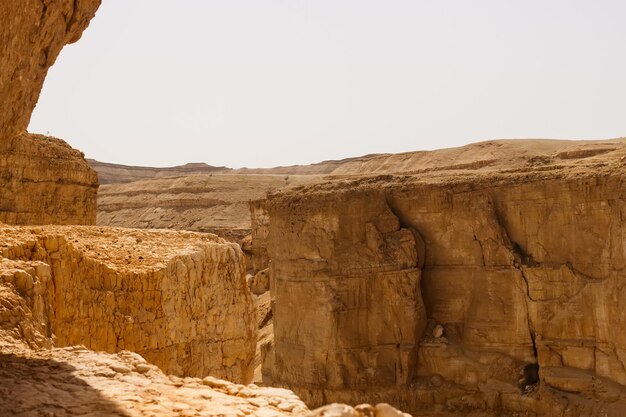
[0,343,410,417]
[0,133,98,225]
[267,190,427,391]
[253,291,274,384]
[95,139,626,242]
[0,345,310,417]
[0,0,101,142]
[257,142,626,415]
[0,225,256,382]
[0,1,100,225]
[96,174,321,242]
[329,138,626,176]
[0,228,409,417]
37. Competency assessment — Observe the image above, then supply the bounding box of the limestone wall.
[0,226,257,383]
[0,2,100,225]
[0,133,98,225]
[0,0,101,142]
[261,167,626,415]
[267,191,427,390]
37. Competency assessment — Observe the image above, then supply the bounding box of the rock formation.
[0,133,98,225]
[0,225,256,382]
[258,144,626,416]
[96,174,321,242]
[0,2,415,416]
[0,0,101,142]
[266,191,427,390]
[0,1,101,225]
[0,225,410,417]
[94,139,626,239]
[0,345,408,417]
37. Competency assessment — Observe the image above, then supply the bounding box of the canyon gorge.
[2,1,626,417]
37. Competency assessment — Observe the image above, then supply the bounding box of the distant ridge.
[88,154,387,184]
[87,159,230,184]
[89,138,626,184]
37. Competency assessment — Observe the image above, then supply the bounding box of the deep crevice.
[384,194,426,269]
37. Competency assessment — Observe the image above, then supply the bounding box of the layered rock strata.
[267,191,427,390]
[0,133,98,225]
[97,174,322,242]
[0,227,409,417]
[0,225,256,382]
[88,160,230,184]
[260,150,626,416]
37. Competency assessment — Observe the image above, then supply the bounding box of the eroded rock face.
[0,0,101,141]
[260,152,626,415]
[0,225,256,383]
[246,200,272,272]
[266,191,427,391]
[0,227,410,417]
[0,1,101,225]
[0,133,98,225]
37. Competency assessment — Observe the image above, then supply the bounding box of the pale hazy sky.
[29,1,626,168]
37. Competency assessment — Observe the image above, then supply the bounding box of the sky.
[28,0,626,168]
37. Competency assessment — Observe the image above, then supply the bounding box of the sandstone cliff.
[0,225,409,417]
[0,225,256,382]
[0,1,101,225]
[258,143,626,416]
[0,133,98,225]
[0,0,101,142]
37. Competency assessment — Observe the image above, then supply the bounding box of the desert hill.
[88,159,230,184]
[91,138,626,184]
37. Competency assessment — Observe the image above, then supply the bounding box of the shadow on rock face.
[519,363,540,394]
[0,353,130,416]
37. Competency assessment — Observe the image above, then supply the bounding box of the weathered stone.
[267,191,427,390]
[251,268,270,295]
[258,145,626,415]
[0,1,100,225]
[0,0,101,142]
[0,133,98,225]
[374,403,404,417]
[0,346,311,417]
[0,225,256,382]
